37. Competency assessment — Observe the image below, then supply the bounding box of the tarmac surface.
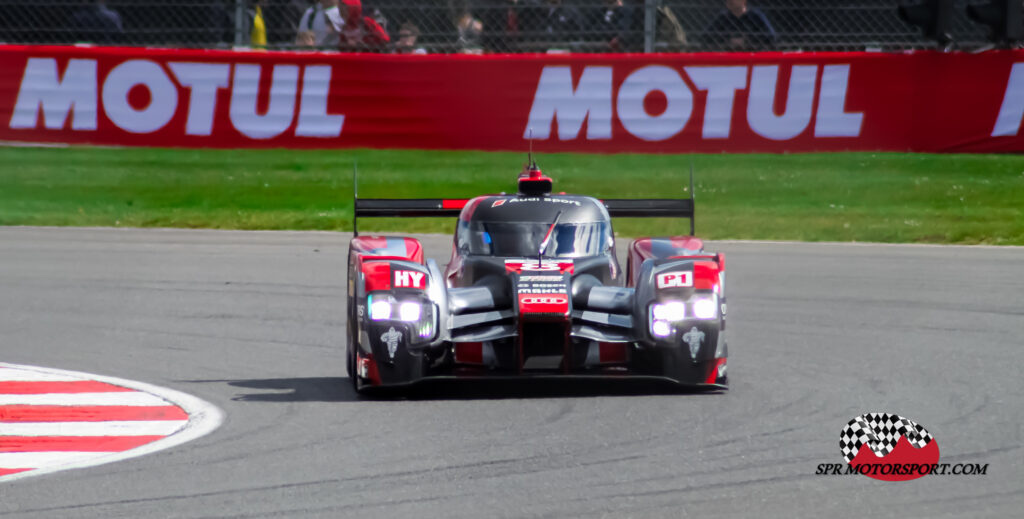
[1,227,1021,518]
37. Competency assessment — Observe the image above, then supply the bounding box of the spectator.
[479,0,522,53]
[395,22,427,54]
[337,0,390,51]
[538,0,585,48]
[703,0,776,50]
[455,9,484,53]
[70,0,124,44]
[271,1,310,45]
[296,30,317,47]
[658,5,688,51]
[251,0,268,47]
[591,0,639,52]
[297,0,343,48]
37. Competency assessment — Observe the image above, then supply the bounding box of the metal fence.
[0,1,1003,53]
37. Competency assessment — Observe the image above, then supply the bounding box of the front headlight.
[649,301,684,338]
[692,295,718,319]
[369,296,392,320]
[398,301,422,322]
[651,319,672,337]
[649,293,719,339]
[652,302,686,321]
[366,293,436,343]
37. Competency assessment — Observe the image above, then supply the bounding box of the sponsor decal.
[516,273,568,294]
[518,276,563,282]
[3,47,1024,153]
[9,58,345,139]
[393,270,426,289]
[506,197,582,206]
[525,64,863,142]
[656,271,693,289]
[520,296,568,305]
[491,199,506,207]
[682,326,704,359]
[815,412,989,480]
[517,292,570,315]
[381,327,401,359]
[505,259,574,274]
[992,62,1024,136]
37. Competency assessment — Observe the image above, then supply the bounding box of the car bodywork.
[346,164,727,393]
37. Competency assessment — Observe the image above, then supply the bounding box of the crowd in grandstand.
[40,0,779,53]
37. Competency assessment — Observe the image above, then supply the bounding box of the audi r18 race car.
[346,160,727,393]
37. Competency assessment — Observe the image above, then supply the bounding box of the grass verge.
[2,147,1022,244]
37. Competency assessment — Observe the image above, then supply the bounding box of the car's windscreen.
[457,221,611,258]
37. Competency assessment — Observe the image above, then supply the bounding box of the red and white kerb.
[0,363,222,482]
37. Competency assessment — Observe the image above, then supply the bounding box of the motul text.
[3,46,1024,152]
[9,58,344,139]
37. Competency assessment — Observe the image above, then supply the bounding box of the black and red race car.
[346,160,727,393]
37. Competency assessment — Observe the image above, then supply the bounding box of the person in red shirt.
[337,0,390,52]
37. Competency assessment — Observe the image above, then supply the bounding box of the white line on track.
[0,452,115,469]
[0,363,223,483]
[0,392,172,406]
[0,421,189,437]
[0,369,81,382]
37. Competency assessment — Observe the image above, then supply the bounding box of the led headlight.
[652,302,686,321]
[651,320,672,337]
[692,295,718,319]
[369,295,392,320]
[398,301,422,322]
[366,293,435,343]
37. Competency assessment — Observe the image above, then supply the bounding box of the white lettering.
[102,59,177,134]
[747,65,817,141]
[617,65,693,142]
[814,65,863,137]
[9,58,97,131]
[168,62,230,136]
[394,270,425,289]
[657,271,693,289]
[524,66,613,140]
[295,65,345,138]
[685,66,747,139]
[992,62,1024,137]
[230,64,299,140]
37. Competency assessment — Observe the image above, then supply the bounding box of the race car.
[346,159,727,393]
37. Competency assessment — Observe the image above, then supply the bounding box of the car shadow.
[225,377,360,402]
[401,378,722,400]
[199,376,722,402]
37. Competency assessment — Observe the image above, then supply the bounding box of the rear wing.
[352,164,696,236]
[604,197,695,235]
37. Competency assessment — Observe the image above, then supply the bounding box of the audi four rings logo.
[521,296,567,305]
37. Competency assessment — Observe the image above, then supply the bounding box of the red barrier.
[2,45,1023,153]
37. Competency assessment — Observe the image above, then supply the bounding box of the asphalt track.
[1,227,1022,518]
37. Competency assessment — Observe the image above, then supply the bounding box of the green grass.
[1,147,1023,244]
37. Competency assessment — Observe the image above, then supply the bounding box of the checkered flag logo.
[840,412,934,463]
